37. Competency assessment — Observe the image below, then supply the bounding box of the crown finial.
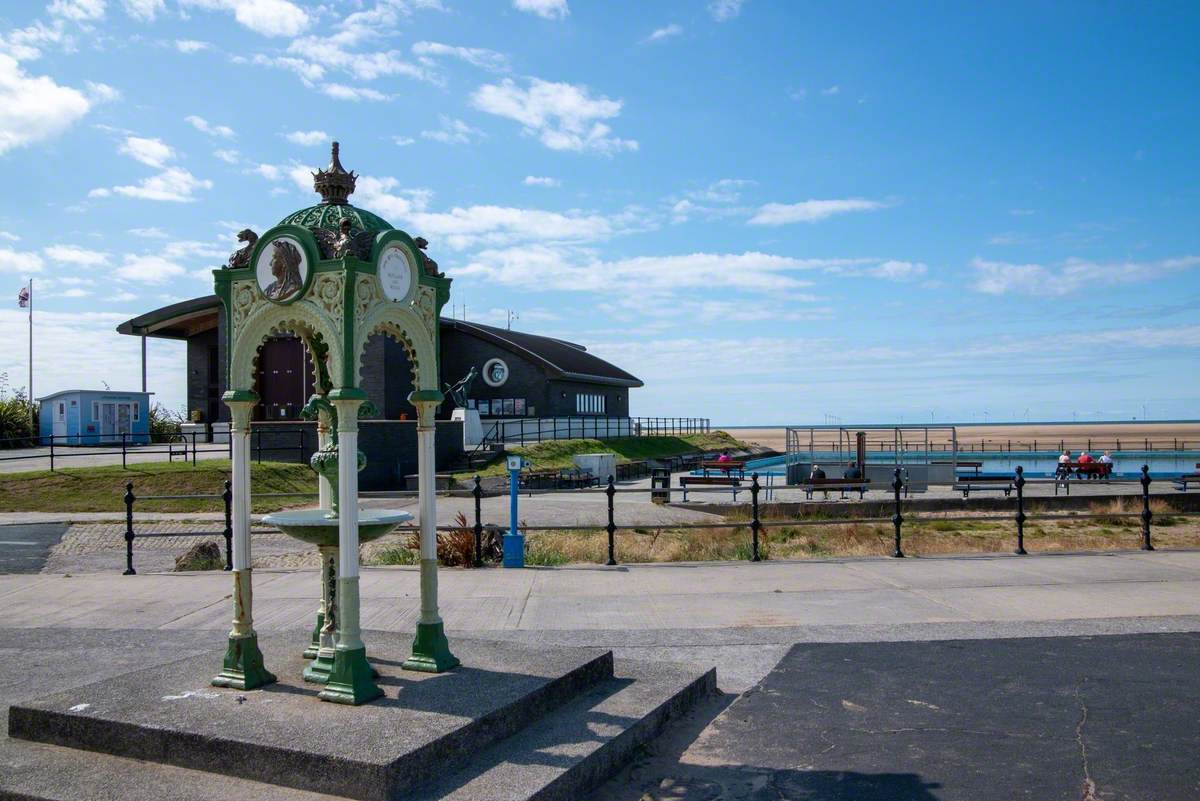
[312,140,357,205]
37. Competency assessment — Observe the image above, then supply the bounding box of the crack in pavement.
[1074,677,1099,801]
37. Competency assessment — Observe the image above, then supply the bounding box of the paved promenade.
[4,550,1199,691]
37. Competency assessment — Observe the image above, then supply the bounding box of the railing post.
[891,468,905,558]
[256,427,262,464]
[121,432,127,469]
[473,475,484,568]
[123,482,136,575]
[49,434,54,471]
[1141,465,1154,551]
[605,476,617,566]
[222,479,233,570]
[1014,466,1027,555]
[750,473,762,562]
[192,430,198,466]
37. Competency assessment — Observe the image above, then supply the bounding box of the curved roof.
[278,203,392,232]
[443,319,643,388]
[115,297,642,388]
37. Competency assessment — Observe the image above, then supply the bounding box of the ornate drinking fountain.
[263,396,411,686]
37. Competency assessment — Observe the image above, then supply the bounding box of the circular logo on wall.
[378,243,413,302]
[256,236,308,303]
[483,358,509,387]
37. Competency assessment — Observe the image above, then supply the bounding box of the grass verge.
[451,430,749,480]
[0,459,316,513]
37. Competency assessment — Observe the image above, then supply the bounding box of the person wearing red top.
[1077,451,1095,479]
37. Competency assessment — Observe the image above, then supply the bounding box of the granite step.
[1,658,714,801]
[408,658,718,801]
[7,637,615,801]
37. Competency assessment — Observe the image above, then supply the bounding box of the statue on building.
[444,365,478,409]
[226,228,258,268]
[414,237,443,278]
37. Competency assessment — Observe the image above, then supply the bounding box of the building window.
[132,402,140,422]
[57,403,66,421]
[92,401,99,420]
[576,393,606,415]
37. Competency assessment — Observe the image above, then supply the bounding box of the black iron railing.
[480,416,710,446]
[0,426,307,471]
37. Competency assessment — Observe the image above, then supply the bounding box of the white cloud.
[175,39,210,53]
[0,54,94,155]
[644,23,682,43]
[523,175,560,187]
[179,0,310,37]
[748,198,885,225]
[111,167,213,202]
[471,77,637,155]
[88,187,111,198]
[114,254,187,284]
[459,247,839,294]
[708,0,744,21]
[0,21,69,62]
[129,227,168,238]
[970,255,1200,296]
[421,115,486,145]
[252,163,283,180]
[513,0,568,20]
[394,136,415,146]
[85,82,120,103]
[867,260,927,281]
[119,135,174,168]
[0,247,45,274]
[57,287,90,298]
[322,83,388,102]
[122,0,164,21]
[821,85,840,95]
[213,148,239,163]
[48,0,106,22]
[43,245,110,266]
[185,115,234,138]
[285,129,327,146]
[412,41,508,72]
[0,231,19,241]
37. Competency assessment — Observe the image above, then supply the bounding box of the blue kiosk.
[38,389,153,445]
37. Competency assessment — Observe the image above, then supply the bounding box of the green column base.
[318,646,383,705]
[303,648,335,683]
[402,621,460,673]
[212,633,276,690]
[303,611,324,660]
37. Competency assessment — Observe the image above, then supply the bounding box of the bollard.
[123,482,136,575]
[473,476,484,567]
[121,432,127,469]
[222,480,233,570]
[605,476,617,566]
[750,473,762,562]
[1140,465,1154,551]
[192,431,198,466]
[891,468,905,558]
[1014,466,1027,555]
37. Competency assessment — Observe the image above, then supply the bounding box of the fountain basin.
[263,508,413,547]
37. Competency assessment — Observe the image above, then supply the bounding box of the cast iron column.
[403,398,460,673]
[319,393,382,705]
[212,394,275,690]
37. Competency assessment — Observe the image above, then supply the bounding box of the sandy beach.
[728,422,1200,453]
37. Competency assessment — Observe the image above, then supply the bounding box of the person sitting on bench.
[1077,450,1095,478]
[843,462,863,480]
[809,464,828,498]
[1099,451,1113,476]
[1056,451,1072,480]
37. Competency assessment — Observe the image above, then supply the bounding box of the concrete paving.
[0,523,68,573]
[592,633,1200,801]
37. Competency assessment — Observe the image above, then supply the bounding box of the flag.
[17,285,29,308]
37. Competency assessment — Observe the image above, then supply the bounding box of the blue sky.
[1,0,1198,425]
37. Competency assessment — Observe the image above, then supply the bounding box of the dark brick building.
[117,297,642,424]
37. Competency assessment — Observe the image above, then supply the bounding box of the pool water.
[742,453,1199,479]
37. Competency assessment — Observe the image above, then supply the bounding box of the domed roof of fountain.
[278,141,394,233]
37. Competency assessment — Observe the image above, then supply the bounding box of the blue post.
[503,457,525,568]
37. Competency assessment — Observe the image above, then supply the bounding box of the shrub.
[0,373,36,448]
[405,511,480,567]
[149,403,184,440]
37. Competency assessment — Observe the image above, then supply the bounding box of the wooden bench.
[616,460,649,481]
[680,475,741,501]
[700,460,746,478]
[1174,464,1200,492]
[557,469,598,490]
[802,478,869,499]
[520,469,561,491]
[940,460,982,476]
[953,477,1013,497]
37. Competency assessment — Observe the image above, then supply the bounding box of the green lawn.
[451,430,749,479]
[0,460,316,513]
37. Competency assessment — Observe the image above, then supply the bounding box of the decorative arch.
[228,296,344,393]
[353,280,440,394]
